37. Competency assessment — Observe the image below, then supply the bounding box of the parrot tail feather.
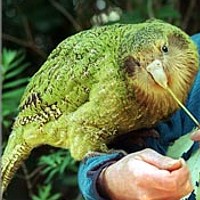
[1,141,32,195]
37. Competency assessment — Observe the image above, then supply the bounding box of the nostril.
[154,60,162,66]
[156,63,161,66]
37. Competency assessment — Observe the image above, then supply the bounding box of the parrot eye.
[161,45,169,53]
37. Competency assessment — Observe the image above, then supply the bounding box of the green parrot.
[1,19,199,194]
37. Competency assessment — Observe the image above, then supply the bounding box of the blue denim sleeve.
[78,34,200,200]
[78,153,125,200]
[191,33,200,54]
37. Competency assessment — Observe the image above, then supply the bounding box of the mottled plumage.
[1,20,199,193]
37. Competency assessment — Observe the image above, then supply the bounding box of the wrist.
[97,167,108,199]
[97,165,113,199]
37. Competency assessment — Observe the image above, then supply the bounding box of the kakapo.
[1,19,199,193]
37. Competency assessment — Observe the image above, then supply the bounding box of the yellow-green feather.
[1,20,199,193]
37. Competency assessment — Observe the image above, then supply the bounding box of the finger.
[190,129,200,141]
[135,159,193,198]
[134,148,182,171]
[170,159,193,197]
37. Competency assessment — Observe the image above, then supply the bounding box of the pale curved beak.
[146,59,168,89]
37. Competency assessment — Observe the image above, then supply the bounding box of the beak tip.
[147,59,168,89]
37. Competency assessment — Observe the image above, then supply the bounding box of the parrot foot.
[108,128,160,151]
[131,128,160,147]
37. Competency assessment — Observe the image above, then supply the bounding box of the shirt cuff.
[78,152,125,200]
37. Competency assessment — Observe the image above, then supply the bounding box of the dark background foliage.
[2,0,200,199]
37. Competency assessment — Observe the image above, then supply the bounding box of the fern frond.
[2,48,29,127]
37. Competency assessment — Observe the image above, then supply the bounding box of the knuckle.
[141,148,154,154]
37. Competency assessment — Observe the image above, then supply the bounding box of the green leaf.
[48,193,61,200]
[32,184,61,200]
[45,169,58,183]
[4,51,26,72]
[2,104,18,116]
[2,87,25,99]
[5,63,29,79]
[41,166,53,175]
[2,49,18,71]
[3,77,29,89]
[2,48,29,123]
[32,196,41,200]
[60,157,70,174]
[38,149,78,183]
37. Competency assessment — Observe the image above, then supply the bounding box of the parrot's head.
[122,19,199,118]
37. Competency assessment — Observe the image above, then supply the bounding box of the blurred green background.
[2,0,200,199]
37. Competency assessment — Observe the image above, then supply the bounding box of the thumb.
[191,129,200,141]
[135,148,182,171]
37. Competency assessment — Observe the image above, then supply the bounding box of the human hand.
[97,148,193,200]
[191,129,200,141]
